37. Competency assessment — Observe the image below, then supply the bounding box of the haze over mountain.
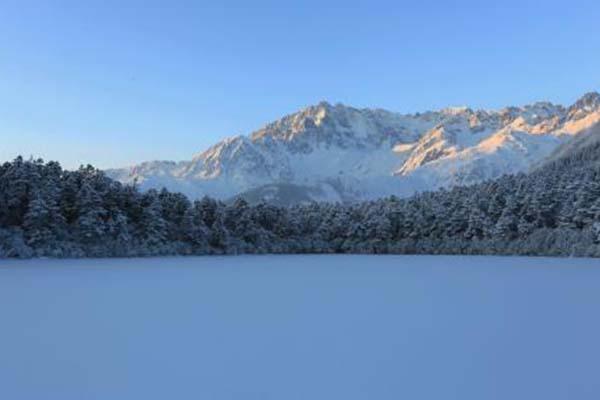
[107,91,600,205]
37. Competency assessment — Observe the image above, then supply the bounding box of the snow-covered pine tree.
[138,191,169,253]
[76,181,107,246]
[183,201,210,254]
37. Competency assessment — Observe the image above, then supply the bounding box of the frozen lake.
[1,255,599,400]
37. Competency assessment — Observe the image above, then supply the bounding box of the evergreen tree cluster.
[1,143,600,258]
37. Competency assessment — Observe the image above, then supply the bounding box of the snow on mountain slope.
[107,92,600,204]
[536,120,600,169]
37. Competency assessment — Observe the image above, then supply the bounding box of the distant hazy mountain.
[107,92,600,204]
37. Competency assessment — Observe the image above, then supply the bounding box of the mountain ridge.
[107,91,600,205]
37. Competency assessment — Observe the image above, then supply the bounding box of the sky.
[1,0,599,169]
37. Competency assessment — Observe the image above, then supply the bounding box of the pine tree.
[183,203,209,253]
[208,211,229,253]
[76,182,107,245]
[23,195,54,250]
[140,193,168,251]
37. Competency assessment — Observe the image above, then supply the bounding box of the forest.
[1,136,599,258]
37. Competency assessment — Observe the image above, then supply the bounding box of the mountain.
[107,92,600,204]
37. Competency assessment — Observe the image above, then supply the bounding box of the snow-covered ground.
[1,255,599,400]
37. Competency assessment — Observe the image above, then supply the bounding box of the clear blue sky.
[1,0,599,169]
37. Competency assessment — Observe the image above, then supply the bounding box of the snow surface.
[1,255,600,400]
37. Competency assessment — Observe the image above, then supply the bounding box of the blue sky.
[1,0,599,169]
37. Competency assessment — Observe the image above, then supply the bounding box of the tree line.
[1,138,599,258]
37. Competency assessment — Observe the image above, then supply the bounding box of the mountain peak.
[573,92,600,110]
[316,100,333,108]
[441,106,472,115]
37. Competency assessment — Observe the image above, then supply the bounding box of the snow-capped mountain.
[107,92,600,204]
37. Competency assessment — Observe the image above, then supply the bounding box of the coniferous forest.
[1,134,600,259]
